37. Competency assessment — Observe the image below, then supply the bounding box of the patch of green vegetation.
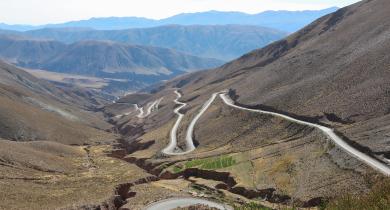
[173,155,237,173]
[325,179,390,210]
[234,202,271,210]
[185,158,206,168]
[173,166,183,173]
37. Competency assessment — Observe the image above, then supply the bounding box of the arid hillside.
[0,59,112,144]
[103,0,390,208]
[160,0,390,160]
[0,60,160,210]
[0,35,222,77]
[1,0,390,209]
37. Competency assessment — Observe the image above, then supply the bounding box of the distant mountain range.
[0,25,286,61]
[0,7,338,33]
[0,24,287,93]
[0,35,222,89]
[19,25,286,61]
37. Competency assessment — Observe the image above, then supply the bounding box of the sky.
[0,0,361,25]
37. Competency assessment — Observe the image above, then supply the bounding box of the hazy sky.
[0,0,361,25]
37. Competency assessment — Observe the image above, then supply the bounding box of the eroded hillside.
[101,0,390,208]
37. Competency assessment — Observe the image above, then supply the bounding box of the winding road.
[114,104,139,119]
[162,90,222,155]
[162,90,193,155]
[145,198,233,210]
[115,98,163,119]
[138,98,163,118]
[161,89,390,176]
[185,92,220,150]
[219,93,390,176]
[149,90,390,209]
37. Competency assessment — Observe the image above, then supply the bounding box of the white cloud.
[0,0,361,25]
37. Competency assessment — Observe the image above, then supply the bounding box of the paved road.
[145,197,233,210]
[162,90,191,155]
[115,98,162,119]
[138,98,163,118]
[162,91,219,156]
[185,92,220,151]
[220,93,390,176]
[159,89,390,175]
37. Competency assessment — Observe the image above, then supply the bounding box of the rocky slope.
[159,0,390,160]
[0,60,158,210]
[103,0,390,207]
[0,59,112,144]
[1,0,389,209]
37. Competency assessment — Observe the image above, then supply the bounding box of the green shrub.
[173,166,183,173]
[173,155,237,173]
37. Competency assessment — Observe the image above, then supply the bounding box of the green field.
[173,155,237,173]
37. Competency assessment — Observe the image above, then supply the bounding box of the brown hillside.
[165,0,390,155]
[0,60,113,144]
[110,0,390,205]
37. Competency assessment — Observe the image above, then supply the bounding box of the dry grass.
[123,181,186,210]
[128,118,175,159]
[325,179,390,210]
[234,202,271,210]
[0,143,149,210]
[0,95,113,145]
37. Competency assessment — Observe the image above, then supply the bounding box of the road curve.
[144,197,233,210]
[114,104,139,119]
[162,91,220,155]
[160,90,390,176]
[220,93,390,176]
[185,92,220,152]
[138,98,163,118]
[162,90,189,155]
[114,98,162,119]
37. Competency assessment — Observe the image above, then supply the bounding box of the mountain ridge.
[0,7,338,32]
[0,34,222,79]
[17,25,287,61]
[159,0,390,157]
[103,0,389,205]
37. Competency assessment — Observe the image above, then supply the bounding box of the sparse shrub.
[325,179,390,210]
